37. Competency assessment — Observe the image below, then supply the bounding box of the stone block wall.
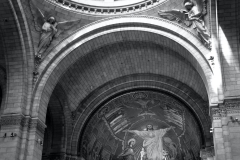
[218,0,240,97]
[212,101,240,160]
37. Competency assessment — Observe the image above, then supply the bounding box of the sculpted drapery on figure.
[28,0,81,58]
[158,0,211,49]
[124,125,173,160]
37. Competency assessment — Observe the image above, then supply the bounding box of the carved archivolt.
[46,0,169,15]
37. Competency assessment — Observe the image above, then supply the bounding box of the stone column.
[0,115,23,160]
[211,100,240,160]
[25,118,46,160]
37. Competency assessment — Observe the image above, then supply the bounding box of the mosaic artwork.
[80,91,202,160]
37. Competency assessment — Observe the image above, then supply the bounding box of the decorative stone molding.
[158,0,211,49]
[211,101,240,119]
[200,146,214,160]
[211,107,227,119]
[0,115,46,134]
[47,0,168,16]
[29,118,47,135]
[0,115,23,126]
[225,101,240,110]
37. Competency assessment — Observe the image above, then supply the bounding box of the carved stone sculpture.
[28,0,81,58]
[158,0,211,49]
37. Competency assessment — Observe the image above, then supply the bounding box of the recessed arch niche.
[79,90,203,160]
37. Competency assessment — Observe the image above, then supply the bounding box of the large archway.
[31,16,218,159]
[78,90,205,160]
[32,16,220,123]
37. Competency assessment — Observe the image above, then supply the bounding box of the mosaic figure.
[118,138,136,160]
[124,125,173,160]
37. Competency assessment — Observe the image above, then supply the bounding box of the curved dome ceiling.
[71,0,150,7]
[48,0,168,15]
[80,91,203,160]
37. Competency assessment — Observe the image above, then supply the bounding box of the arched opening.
[78,90,205,160]
[42,85,68,160]
[34,17,216,159]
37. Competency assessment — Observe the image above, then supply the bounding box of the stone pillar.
[211,100,240,160]
[211,106,227,160]
[0,115,23,160]
[25,118,46,160]
[0,115,46,160]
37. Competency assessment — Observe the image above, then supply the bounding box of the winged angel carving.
[29,0,81,58]
[158,0,211,49]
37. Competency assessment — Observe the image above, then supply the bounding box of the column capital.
[0,114,46,135]
[225,100,240,114]
[211,100,240,119]
[211,107,227,120]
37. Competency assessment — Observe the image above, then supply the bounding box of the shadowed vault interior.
[79,91,203,160]
[1,0,240,160]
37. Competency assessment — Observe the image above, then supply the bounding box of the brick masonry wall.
[1,0,234,159]
[66,74,211,156]
[213,113,240,160]
[218,0,240,98]
[0,0,34,159]
[0,0,34,115]
[59,41,208,111]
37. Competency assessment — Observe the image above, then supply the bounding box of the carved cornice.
[29,118,46,134]
[47,0,168,16]
[0,115,23,126]
[0,115,46,134]
[211,107,227,120]
[225,101,240,110]
[212,101,240,119]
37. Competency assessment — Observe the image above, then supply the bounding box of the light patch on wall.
[219,26,238,72]
[210,34,224,101]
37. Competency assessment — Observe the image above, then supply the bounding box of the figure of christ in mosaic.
[124,125,173,160]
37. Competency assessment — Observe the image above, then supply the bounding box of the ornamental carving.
[0,115,46,135]
[211,101,240,119]
[211,108,227,119]
[225,101,240,109]
[225,101,240,114]
[158,0,211,49]
[28,0,81,84]
[47,0,168,15]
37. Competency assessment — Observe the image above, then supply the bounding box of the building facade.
[0,0,240,159]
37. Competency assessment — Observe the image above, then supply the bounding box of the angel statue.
[29,0,81,58]
[158,0,211,49]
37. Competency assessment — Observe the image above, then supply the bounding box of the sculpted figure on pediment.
[158,0,211,49]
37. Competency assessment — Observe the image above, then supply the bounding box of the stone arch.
[42,83,72,159]
[66,74,211,157]
[0,0,34,115]
[31,15,219,132]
